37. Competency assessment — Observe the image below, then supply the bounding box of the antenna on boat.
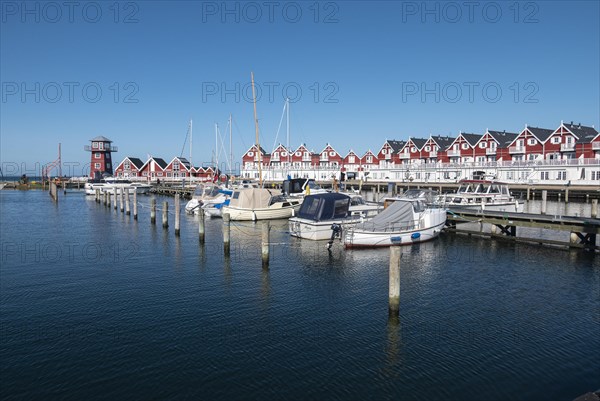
[251,72,263,187]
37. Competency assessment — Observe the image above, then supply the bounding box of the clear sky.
[1,0,599,176]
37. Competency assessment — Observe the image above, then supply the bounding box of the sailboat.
[221,72,301,221]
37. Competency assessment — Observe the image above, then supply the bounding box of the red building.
[290,144,313,169]
[507,126,554,161]
[422,135,454,163]
[318,144,343,168]
[114,157,144,178]
[376,140,405,168]
[550,122,599,160]
[139,157,168,180]
[446,133,481,163]
[398,138,427,164]
[269,144,291,167]
[473,130,518,162]
[85,136,117,179]
[164,157,192,178]
[242,145,270,169]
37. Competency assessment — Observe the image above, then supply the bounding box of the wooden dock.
[446,207,600,251]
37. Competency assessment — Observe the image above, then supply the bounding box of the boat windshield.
[350,196,365,206]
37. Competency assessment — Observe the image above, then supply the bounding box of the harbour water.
[1,191,599,400]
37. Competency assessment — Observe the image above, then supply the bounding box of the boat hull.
[344,220,446,248]
[289,217,362,241]
[446,201,523,213]
[222,203,301,221]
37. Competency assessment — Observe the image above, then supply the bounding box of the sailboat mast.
[251,72,262,186]
[215,123,219,172]
[229,113,233,175]
[189,119,193,167]
[286,98,290,166]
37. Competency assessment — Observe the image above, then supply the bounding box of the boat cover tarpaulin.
[297,193,350,221]
[228,188,281,209]
[355,200,415,231]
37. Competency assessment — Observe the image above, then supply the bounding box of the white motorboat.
[289,193,368,241]
[185,184,232,215]
[344,197,447,248]
[221,187,301,221]
[437,179,523,213]
[84,179,151,195]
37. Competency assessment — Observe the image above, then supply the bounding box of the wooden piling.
[223,213,231,256]
[198,210,205,244]
[592,199,598,218]
[119,188,124,212]
[162,201,169,229]
[133,191,138,220]
[565,188,569,203]
[388,246,401,317]
[49,182,58,202]
[104,191,108,206]
[526,186,530,201]
[95,188,100,203]
[150,198,156,224]
[262,221,270,268]
[125,188,131,215]
[174,194,180,236]
[541,190,547,215]
[113,187,117,210]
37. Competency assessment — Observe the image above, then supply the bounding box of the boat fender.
[411,232,421,240]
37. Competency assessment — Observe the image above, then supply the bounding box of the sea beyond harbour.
[0,190,598,400]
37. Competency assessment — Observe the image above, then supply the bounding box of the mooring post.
[162,201,169,229]
[125,188,131,215]
[389,246,401,317]
[198,211,205,244]
[63,181,66,195]
[150,198,156,224]
[592,199,598,218]
[541,190,547,215]
[95,188,100,203]
[133,190,138,219]
[113,187,118,210]
[119,188,124,212]
[565,188,569,203]
[526,186,530,201]
[104,191,108,206]
[174,194,181,236]
[223,213,231,256]
[262,221,270,268]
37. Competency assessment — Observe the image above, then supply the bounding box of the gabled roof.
[386,140,406,153]
[271,144,290,153]
[525,126,554,142]
[128,157,145,169]
[320,143,339,154]
[90,135,112,142]
[487,130,518,147]
[153,158,168,170]
[244,144,269,155]
[171,157,191,170]
[407,138,427,150]
[561,122,599,143]
[429,135,455,149]
[460,133,482,146]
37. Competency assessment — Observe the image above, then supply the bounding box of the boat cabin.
[297,193,351,221]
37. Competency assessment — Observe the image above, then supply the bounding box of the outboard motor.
[327,223,343,250]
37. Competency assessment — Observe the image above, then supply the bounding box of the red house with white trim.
[242,145,270,169]
[549,121,599,160]
[507,126,554,161]
[422,136,455,163]
[446,133,481,163]
[318,144,343,168]
[290,144,313,169]
[163,157,192,178]
[473,130,518,162]
[269,144,292,167]
[114,157,145,178]
[376,140,404,168]
[398,138,427,164]
[342,150,361,172]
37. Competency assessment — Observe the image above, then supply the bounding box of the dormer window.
[551,137,560,144]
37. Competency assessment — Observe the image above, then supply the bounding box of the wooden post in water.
[113,187,117,210]
[262,221,270,268]
[541,190,547,215]
[162,201,169,229]
[95,188,100,203]
[388,246,401,317]
[526,186,530,201]
[198,211,205,244]
[119,188,124,212]
[104,191,108,206]
[133,191,138,220]
[174,194,181,236]
[49,182,58,202]
[565,188,569,203]
[125,188,131,215]
[150,198,156,224]
[592,199,598,218]
[223,213,231,256]
[63,181,66,195]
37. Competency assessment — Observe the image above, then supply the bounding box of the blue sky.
[1,0,599,176]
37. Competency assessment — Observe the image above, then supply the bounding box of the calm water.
[1,191,598,400]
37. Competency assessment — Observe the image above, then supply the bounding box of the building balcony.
[593,142,600,150]
[560,143,575,152]
[384,154,391,160]
[84,145,118,152]
[271,156,280,162]
[302,157,312,162]
[399,153,410,159]
[447,149,461,157]
[429,152,437,158]
[509,146,525,154]
[486,148,496,155]
[320,156,329,162]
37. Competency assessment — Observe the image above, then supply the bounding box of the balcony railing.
[384,154,391,160]
[399,153,410,159]
[302,157,311,162]
[560,143,575,152]
[447,149,460,157]
[509,146,525,154]
[593,142,600,150]
[429,152,437,158]
[84,145,118,152]
[486,148,496,155]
